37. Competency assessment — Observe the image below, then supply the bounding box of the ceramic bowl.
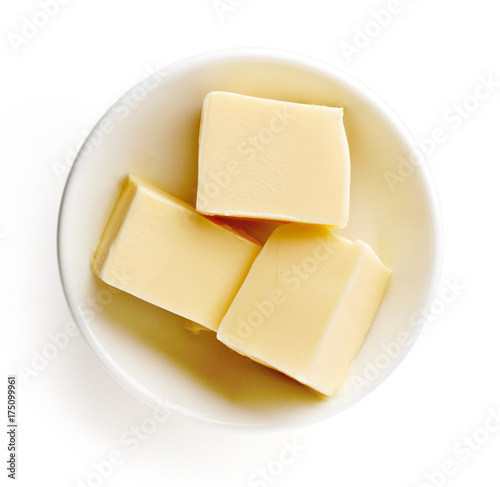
[58,48,442,432]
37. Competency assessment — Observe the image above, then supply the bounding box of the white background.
[2,0,500,486]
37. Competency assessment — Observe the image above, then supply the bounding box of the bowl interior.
[58,50,441,432]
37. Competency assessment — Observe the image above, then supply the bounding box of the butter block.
[217,224,390,396]
[92,175,262,332]
[197,91,350,227]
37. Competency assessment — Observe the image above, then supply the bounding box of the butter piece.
[92,175,262,332]
[197,91,350,227]
[217,224,390,396]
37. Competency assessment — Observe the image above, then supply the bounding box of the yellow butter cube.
[92,175,262,331]
[197,92,350,227]
[217,223,390,396]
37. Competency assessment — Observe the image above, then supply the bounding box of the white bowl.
[58,48,442,432]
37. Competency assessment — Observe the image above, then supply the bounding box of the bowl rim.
[57,47,443,433]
